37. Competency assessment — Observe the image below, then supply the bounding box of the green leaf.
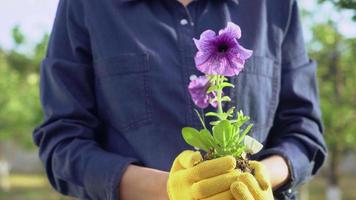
[220,82,235,88]
[206,112,228,121]
[206,112,220,117]
[234,110,250,127]
[229,125,240,145]
[207,85,219,93]
[232,120,243,130]
[209,75,217,83]
[228,119,238,123]
[213,120,233,147]
[232,146,246,158]
[221,96,231,102]
[210,120,220,126]
[227,106,236,115]
[199,129,216,149]
[226,132,237,147]
[215,147,225,156]
[182,127,208,151]
[236,124,254,145]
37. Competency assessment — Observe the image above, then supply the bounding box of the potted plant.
[167,22,274,200]
[182,22,263,172]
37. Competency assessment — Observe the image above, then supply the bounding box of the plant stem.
[216,75,223,115]
[207,75,226,121]
[217,89,223,114]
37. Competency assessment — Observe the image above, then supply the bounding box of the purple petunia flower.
[188,75,220,109]
[193,22,253,77]
[188,76,211,109]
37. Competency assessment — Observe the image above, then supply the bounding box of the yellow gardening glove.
[230,161,274,200]
[167,150,240,200]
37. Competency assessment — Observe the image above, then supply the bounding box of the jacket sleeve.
[32,0,137,199]
[252,0,327,197]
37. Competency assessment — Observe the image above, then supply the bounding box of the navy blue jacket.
[33,0,327,199]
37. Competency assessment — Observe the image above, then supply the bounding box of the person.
[33,0,327,199]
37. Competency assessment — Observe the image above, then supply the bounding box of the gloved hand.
[167,150,239,200]
[230,161,274,200]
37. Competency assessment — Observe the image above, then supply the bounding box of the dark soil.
[235,156,253,174]
[202,150,253,174]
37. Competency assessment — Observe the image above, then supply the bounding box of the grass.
[0,174,72,200]
[301,173,356,200]
[8,174,48,188]
[0,173,355,200]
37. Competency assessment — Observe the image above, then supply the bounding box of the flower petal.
[237,43,253,60]
[219,22,241,39]
[194,51,213,67]
[196,55,221,75]
[188,76,211,108]
[229,57,245,76]
[193,22,252,77]
[193,30,216,52]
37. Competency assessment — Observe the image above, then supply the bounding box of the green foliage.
[183,71,256,159]
[0,26,48,149]
[308,21,356,152]
[12,25,25,46]
[182,127,208,151]
[318,0,356,20]
[182,112,254,159]
[212,120,232,147]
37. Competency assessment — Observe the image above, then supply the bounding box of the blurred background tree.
[0,26,48,150]
[318,0,356,20]
[307,21,356,200]
[307,1,356,200]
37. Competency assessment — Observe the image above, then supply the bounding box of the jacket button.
[180,18,188,26]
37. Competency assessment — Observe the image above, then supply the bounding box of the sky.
[0,0,355,51]
[0,0,58,50]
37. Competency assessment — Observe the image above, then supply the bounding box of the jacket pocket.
[230,55,280,142]
[94,53,152,132]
